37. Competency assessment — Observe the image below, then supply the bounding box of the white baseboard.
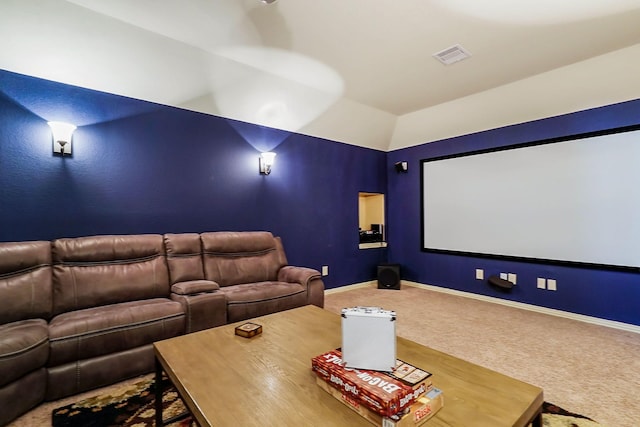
[325,281,376,294]
[325,280,640,335]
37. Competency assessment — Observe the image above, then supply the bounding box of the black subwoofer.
[377,264,401,290]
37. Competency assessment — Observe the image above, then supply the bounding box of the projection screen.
[421,126,640,271]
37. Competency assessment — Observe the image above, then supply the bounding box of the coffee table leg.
[530,409,542,427]
[155,357,164,427]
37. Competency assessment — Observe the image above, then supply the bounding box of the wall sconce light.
[259,152,276,175]
[395,161,408,173]
[48,121,77,155]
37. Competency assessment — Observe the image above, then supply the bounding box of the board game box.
[316,376,444,427]
[311,349,432,417]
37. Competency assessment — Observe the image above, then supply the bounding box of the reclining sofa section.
[0,231,324,426]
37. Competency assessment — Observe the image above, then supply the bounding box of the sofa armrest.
[171,280,220,296]
[278,266,324,308]
[171,280,225,333]
[171,291,227,333]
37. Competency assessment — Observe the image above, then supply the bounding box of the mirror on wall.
[358,192,387,248]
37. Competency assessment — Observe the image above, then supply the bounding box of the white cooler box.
[341,306,396,372]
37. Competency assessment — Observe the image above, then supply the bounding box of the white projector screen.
[421,126,640,271]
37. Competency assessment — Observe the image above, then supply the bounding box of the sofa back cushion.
[51,234,169,316]
[0,241,52,324]
[200,231,287,286]
[164,233,204,284]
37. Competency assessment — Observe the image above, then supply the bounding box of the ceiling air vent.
[433,44,472,65]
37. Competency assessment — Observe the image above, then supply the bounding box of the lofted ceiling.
[2,0,640,151]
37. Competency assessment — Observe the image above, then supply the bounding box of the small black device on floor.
[377,264,401,290]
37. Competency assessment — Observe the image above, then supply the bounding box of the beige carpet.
[324,284,640,427]
[9,284,640,426]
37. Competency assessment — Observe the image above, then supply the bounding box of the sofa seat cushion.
[48,299,185,367]
[220,281,307,322]
[0,319,49,387]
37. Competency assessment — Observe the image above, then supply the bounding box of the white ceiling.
[2,0,640,151]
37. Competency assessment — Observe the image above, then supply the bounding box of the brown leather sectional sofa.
[0,231,324,426]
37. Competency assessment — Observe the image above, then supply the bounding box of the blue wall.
[0,70,388,289]
[386,99,640,327]
[3,69,639,326]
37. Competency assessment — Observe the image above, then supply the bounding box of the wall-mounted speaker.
[395,161,408,173]
[377,264,401,290]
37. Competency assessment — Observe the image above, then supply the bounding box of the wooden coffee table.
[154,305,543,426]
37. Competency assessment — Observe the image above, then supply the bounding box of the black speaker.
[394,161,408,173]
[377,264,401,290]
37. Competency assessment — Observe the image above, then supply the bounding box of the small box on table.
[234,322,262,338]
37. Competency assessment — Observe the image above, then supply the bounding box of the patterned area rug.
[52,377,195,427]
[52,378,599,427]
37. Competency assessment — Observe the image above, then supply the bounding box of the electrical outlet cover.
[547,279,557,291]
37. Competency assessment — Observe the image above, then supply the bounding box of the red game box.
[311,349,431,417]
